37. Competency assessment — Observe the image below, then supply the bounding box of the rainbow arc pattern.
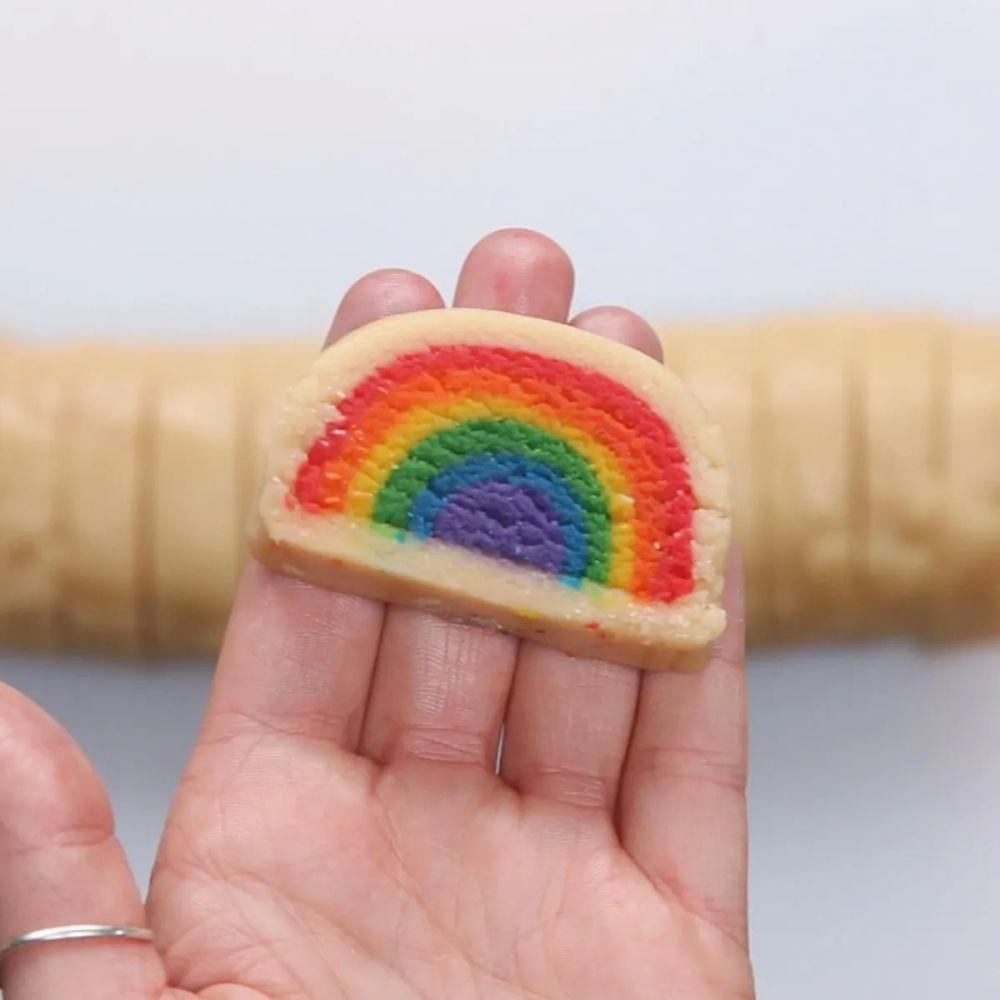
[291,344,695,602]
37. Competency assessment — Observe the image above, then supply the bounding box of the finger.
[570,305,664,362]
[203,269,445,752]
[453,227,574,319]
[500,649,640,809]
[329,268,445,343]
[358,231,576,768]
[499,306,659,810]
[0,683,165,999]
[619,555,749,949]
[357,608,517,767]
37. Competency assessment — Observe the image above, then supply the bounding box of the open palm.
[0,230,752,1000]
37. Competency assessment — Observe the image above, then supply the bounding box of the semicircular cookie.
[253,308,730,670]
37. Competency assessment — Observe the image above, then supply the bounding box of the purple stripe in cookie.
[431,480,565,574]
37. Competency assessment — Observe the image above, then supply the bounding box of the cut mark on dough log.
[926,322,951,638]
[134,372,159,656]
[52,368,74,649]
[846,328,870,633]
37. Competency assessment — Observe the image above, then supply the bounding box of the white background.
[2,2,1000,997]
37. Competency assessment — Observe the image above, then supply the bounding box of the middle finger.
[357,229,576,768]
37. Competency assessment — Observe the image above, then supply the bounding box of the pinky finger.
[0,683,166,999]
[618,557,749,949]
[569,305,664,361]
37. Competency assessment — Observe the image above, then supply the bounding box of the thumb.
[0,682,166,999]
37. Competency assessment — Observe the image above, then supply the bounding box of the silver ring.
[0,924,154,973]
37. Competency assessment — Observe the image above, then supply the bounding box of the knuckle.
[632,741,746,796]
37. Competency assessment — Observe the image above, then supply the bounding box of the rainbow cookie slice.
[253,308,730,670]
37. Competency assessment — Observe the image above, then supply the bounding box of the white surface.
[2,1,1000,997]
[3,645,1000,999]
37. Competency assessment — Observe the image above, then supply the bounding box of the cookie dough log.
[861,317,948,637]
[659,322,768,642]
[0,342,66,649]
[0,340,149,652]
[933,324,1000,640]
[253,308,731,671]
[151,348,243,655]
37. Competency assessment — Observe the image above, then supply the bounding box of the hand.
[0,229,752,999]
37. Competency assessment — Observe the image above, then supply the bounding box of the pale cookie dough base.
[255,504,727,671]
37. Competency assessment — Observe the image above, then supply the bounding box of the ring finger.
[499,307,664,812]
